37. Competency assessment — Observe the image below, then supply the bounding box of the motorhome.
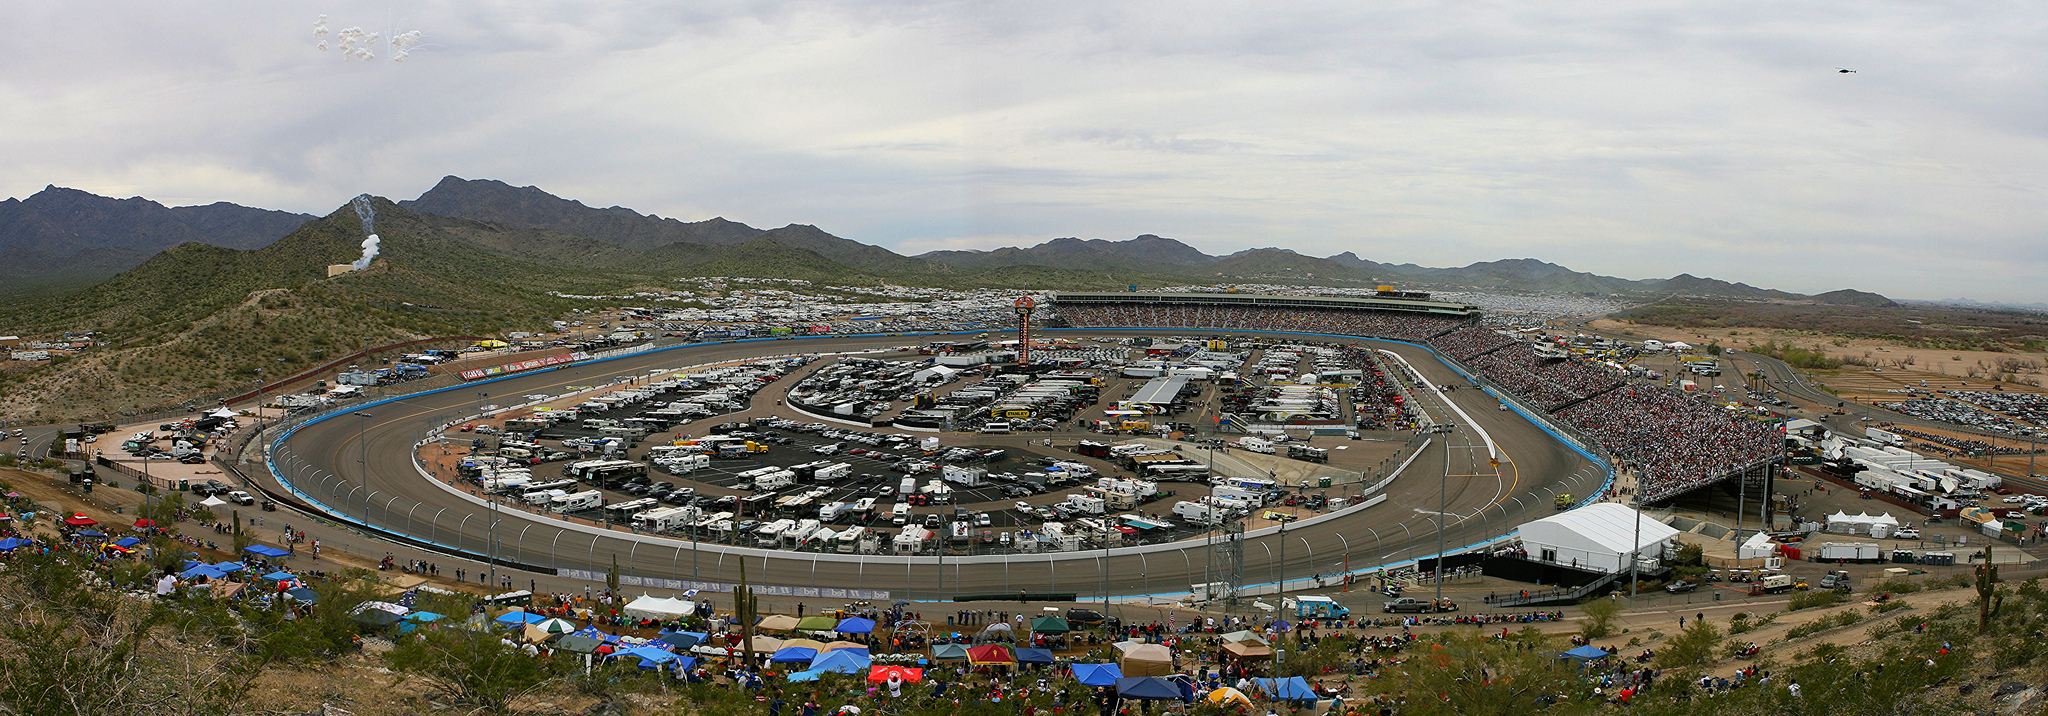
[551,490,603,513]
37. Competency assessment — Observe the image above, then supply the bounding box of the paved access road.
[270,331,1603,601]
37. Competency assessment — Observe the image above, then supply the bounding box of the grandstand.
[1051,291,1781,503]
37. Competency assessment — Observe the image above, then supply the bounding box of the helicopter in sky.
[1836,68,1857,73]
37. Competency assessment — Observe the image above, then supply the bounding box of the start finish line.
[554,569,891,600]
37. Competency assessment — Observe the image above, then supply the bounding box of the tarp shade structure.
[967,644,1014,665]
[659,632,704,650]
[1118,644,1175,677]
[1029,616,1070,633]
[1206,688,1253,709]
[1220,630,1269,645]
[931,643,970,661]
[624,594,696,620]
[1015,648,1055,664]
[835,617,876,634]
[756,615,802,632]
[1253,677,1317,702]
[868,665,924,683]
[770,647,819,664]
[1559,645,1609,660]
[1515,503,1680,574]
[1071,663,1123,686]
[243,545,289,558]
[796,616,839,632]
[976,622,1015,642]
[808,649,871,674]
[1221,641,1273,660]
[1116,677,1188,702]
[555,635,602,654]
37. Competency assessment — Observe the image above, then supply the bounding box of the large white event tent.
[1515,503,1681,574]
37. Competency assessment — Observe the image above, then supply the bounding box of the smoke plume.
[349,194,380,270]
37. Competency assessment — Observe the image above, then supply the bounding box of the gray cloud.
[1,0,2044,301]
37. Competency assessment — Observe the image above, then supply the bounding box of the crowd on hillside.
[1058,299,1783,503]
[1557,387,1781,502]
[1054,304,1463,343]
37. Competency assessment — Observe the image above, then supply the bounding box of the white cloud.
[0,0,2044,301]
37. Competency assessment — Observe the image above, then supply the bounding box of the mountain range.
[0,176,1908,304]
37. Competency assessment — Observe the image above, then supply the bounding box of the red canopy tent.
[63,514,98,527]
[868,665,924,683]
[967,644,1015,665]
[133,518,157,529]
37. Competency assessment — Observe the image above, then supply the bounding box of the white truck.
[551,490,603,513]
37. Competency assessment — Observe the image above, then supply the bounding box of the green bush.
[1869,579,1921,595]
[1787,590,1845,611]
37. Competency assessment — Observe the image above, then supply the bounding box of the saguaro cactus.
[1976,545,2003,633]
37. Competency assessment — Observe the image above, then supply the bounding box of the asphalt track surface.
[268,331,1605,601]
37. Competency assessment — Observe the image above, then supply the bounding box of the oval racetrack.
[267,330,1607,601]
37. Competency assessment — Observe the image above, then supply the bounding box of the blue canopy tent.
[771,646,820,664]
[180,564,227,580]
[1253,677,1318,703]
[243,545,289,558]
[808,649,871,674]
[835,617,877,634]
[399,612,445,634]
[260,571,297,583]
[494,611,547,627]
[1559,645,1609,661]
[211,561,245,572]
[76,529,105,538]
[1071,663,1123,687]
[113,537,141,548]
[0,537,34,551]
[1116,677,1189,702]
[614,646,691,670]
[284,588,319,604]
[1015,648,1056,665]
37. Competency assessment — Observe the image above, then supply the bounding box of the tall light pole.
[253,369,264,429]
[1432,423,1455,606]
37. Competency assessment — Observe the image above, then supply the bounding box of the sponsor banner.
[552,569,889,600]
[461,352,589,381]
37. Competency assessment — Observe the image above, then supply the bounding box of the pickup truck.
[1382,597,1456,614]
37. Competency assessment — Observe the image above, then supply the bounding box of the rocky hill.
[0,186,313,291]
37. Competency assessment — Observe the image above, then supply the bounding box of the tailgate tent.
[869,665,924,683]
[1029,616,1070,634]
[1254,677,1317,703]
[244,545,289,558]
[556,635,604,654]
[809,649,871,674]
[1015,648,1056,665]
[797,616,839,632]
[967,644,1014,665]
[1071,663,1123,687]
[624,594,696,620]
[757,615,802,632]
[835,617,877,634]
[931,643,970,662]
[1119,643,1175,677]
[1116,677,1189,702]
[771,646,819,664]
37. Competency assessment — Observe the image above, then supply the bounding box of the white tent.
[1668,341,1693,351]
[1516,503,1681,574]
[1737,531,1779,560]
[914,365,960,384]
[207,408,239,419]
[199,496,228,507]
[623,594,696,620]
[1825,512,1899,536]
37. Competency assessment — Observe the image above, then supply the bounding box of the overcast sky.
[3,1,2044,302]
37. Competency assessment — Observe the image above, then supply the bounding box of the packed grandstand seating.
[1054,297,1782,503]
[1054,303,1464,343]
[1556,387,1781,502]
